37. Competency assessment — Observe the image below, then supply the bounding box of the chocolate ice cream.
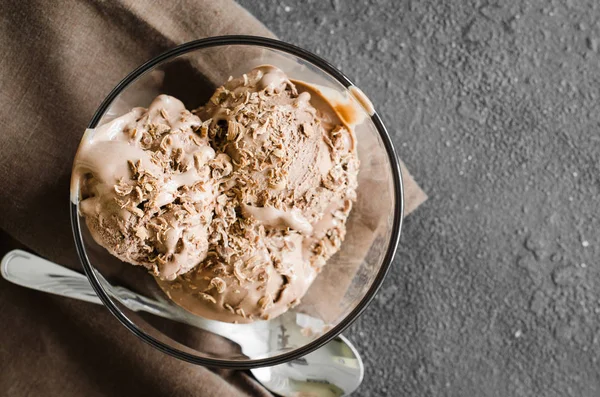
[73,95,217,280]
[73,66,360,323]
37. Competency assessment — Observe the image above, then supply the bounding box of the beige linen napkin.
[0,1,426,396]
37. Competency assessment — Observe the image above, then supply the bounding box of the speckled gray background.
[237,0,600,395]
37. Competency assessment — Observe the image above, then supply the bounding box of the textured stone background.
[237,0,600,395]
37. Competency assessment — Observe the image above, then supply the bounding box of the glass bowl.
[70,36,403,369]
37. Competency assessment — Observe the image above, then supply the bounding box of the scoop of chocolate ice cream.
[73,95,217,280]
[158,66,359,322]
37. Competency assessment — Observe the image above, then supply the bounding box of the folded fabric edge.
[399,159,428,216]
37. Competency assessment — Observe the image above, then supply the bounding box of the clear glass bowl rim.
[70,35,404,369]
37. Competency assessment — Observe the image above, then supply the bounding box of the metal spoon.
[1,249,364,396]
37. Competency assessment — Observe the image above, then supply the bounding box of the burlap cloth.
[0,1,427,395]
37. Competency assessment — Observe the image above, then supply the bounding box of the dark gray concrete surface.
[237,0,600,395]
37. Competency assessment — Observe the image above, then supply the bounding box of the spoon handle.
[1,249,102,304]
[0,249,267,352]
